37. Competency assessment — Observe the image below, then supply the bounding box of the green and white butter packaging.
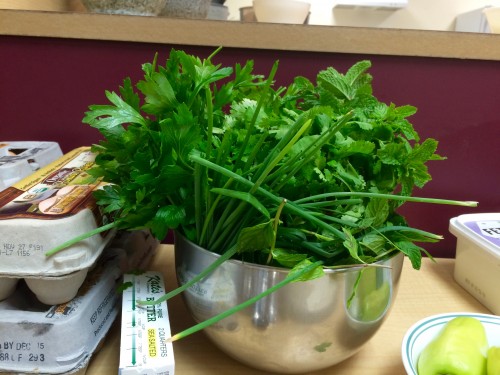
[119,271,175,375]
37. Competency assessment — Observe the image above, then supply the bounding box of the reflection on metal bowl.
[175,233,404,374]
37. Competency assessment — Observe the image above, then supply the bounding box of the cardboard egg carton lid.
[0,141,63,192]
[0,147,114,278]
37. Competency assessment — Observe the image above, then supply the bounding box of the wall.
[1,35,499,258]
[227,0,500,30]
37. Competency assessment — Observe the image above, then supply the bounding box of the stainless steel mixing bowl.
[175,233,404,374]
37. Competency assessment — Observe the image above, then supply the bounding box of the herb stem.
[363,225,443,241]
[294,192,478,207]
[254,119,312,189]
[298,199,364,208]
[209,118,313,250]
[199,179,234,246]
[194,162,203,243]
[206,46,223,61]
[233,60,279,171]
[209,206,249,252]
[190,154,347,241]
[203,84,215,241]
[44,221,118,257]
[266,199,287,265]
[271,111,353,191]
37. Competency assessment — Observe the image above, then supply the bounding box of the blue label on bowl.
[464,220,500,251]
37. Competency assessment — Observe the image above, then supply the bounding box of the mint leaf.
[236,221,275,253]
[342,227,364,263]
[271,248,308,268]
[362,199,389,228]
[287,259,325,282]
[395,241,423,270]
[344,60,372,87]
[407,138,442,187]
[360,233,387,255]
[377,143,407,166]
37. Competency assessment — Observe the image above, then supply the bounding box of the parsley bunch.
[47,48,476,274]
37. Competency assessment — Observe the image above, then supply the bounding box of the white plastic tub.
[0,141,63,191]
[449,213,500,314]
[0,147,115,304]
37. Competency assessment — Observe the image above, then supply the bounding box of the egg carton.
[0,141,63,192]
[0,230,160,375]
[0,338,92,375]
[0,147,115,305]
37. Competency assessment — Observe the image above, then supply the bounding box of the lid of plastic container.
[450,213,500,255]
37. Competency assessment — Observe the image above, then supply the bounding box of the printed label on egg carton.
[0,147,115,304]
[0,141,63,192]
[0,230,159,375]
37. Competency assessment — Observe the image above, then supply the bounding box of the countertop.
[85,245,491,375]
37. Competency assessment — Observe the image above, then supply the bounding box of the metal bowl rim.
[174,231,404,275]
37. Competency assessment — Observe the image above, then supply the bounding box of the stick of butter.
[119,271,175,375]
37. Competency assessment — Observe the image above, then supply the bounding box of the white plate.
[402,312,500,375]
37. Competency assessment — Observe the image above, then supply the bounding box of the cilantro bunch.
[47,48,476,274]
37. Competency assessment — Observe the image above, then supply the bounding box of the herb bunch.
[48,48,476,275]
